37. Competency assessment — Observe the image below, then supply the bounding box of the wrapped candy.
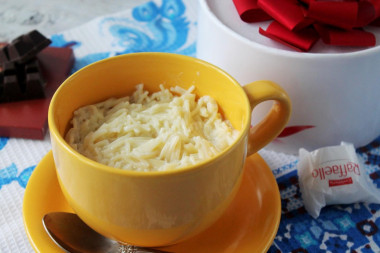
[298,142,380,218]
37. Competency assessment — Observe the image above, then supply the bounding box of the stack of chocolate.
[0,30,74,139]
[0,30,51,103]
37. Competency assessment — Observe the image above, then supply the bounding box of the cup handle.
[243,80,292,156]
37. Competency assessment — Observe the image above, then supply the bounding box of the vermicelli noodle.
[65,84,239,172]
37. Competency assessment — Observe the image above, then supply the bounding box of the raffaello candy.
[298,142,380,218]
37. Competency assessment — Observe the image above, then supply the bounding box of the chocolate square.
[7,30,52,64]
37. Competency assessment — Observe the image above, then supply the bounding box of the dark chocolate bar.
[0,46,75,139]
[0,30,50,103]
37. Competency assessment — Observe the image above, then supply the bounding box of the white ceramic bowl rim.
[199,0,380,59]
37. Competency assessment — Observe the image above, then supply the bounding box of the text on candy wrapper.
[312,161,360,183]
[328,177,353,187]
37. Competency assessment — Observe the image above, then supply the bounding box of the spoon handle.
[43,212,170,253]
[119,245,168,253]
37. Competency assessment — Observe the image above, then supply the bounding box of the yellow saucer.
[23,151,281,253]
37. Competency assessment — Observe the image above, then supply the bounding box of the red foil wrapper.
[314,24,376,47]
[307,1,358,29]
[259,21,319,51]
[232,0,272,22]
[232,0,379,51]
[258,0,313,31]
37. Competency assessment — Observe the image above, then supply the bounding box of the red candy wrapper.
[232,0,380,51]
[232,0,272,22]
[314,24,376,47]
[307,1,358,29]
[259,21,319,52]
[258,0,313,31]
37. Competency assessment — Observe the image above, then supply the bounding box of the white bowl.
[196,0,380,154]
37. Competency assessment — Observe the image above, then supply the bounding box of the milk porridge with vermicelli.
[65,84,239,172]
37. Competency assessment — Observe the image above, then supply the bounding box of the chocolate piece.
[0,30,51,103]
[1,62,23,102]
[0,47,9,63]
[0,59,46,103]
[25,60,46,99]
[0,47,74,139]
[8,37,34,63]
[0,42,8,64]
[7,30,51,64]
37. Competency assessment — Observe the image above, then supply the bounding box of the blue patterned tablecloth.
[0,0,379,252]
[269,138,380,253]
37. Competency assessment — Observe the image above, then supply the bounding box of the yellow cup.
[48,52,291,247]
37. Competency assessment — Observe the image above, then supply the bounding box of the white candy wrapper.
[298,142,380,218]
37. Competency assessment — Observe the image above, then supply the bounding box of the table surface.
[1,0,380,252]
[0,0,147,42]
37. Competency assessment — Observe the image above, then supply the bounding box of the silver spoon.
[43,212,169,253]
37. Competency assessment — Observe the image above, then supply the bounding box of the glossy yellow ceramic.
[48,52,290,247]
[23,151,281,253]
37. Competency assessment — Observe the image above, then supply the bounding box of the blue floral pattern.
[0,137,8,150]
[0,163,35,189]
[109,0,193,55]
[50,0,196,72]
[50,34,81,48]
